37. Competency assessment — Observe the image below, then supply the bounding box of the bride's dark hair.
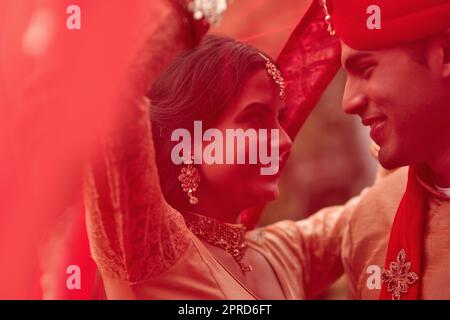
[149,35,276,209]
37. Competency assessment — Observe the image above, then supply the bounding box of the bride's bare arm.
[81,0,208,285]
[84,97,191,284]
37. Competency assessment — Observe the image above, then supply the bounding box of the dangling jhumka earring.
[320,0,336,36]
[258,53,286,100]
[178,156,201,205]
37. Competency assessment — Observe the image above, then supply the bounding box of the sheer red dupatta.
[241,0,341,229]
[31,1,210,299]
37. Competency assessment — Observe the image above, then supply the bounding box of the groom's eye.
[356,62,376,79]
[343,52,376,79]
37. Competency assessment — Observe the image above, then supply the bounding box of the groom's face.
[340,40,449,170]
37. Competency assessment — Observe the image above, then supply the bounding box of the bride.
[84,31,355,299]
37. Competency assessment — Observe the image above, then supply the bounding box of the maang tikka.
[258,52,286,100]
[178,155,201,205]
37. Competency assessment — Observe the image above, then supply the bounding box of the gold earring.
[178,157,201,205]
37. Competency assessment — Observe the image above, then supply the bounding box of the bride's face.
[198,69,292,208]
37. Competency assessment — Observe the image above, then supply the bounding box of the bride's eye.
[245,113,264,124]
[237,102,271,127]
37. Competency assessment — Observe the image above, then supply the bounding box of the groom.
[321,0,450,299]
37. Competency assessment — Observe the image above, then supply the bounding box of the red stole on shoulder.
[379,167,428,300]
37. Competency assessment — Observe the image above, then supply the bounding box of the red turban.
[324,0,450,50]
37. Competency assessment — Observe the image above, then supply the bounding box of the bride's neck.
[182,189,242,224]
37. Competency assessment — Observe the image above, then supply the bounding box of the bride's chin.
[234,181,280,208]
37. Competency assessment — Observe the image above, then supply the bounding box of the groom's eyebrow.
[343,52,373,72]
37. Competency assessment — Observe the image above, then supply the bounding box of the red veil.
[52,0,341,298]
[4,0,341,299]
[0,0,208,299]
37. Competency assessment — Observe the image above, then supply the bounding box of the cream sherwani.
[342,167,450,299]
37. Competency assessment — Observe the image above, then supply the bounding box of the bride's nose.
[278,127,292,159]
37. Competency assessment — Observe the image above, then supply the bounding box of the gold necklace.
[182,211,253,272]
